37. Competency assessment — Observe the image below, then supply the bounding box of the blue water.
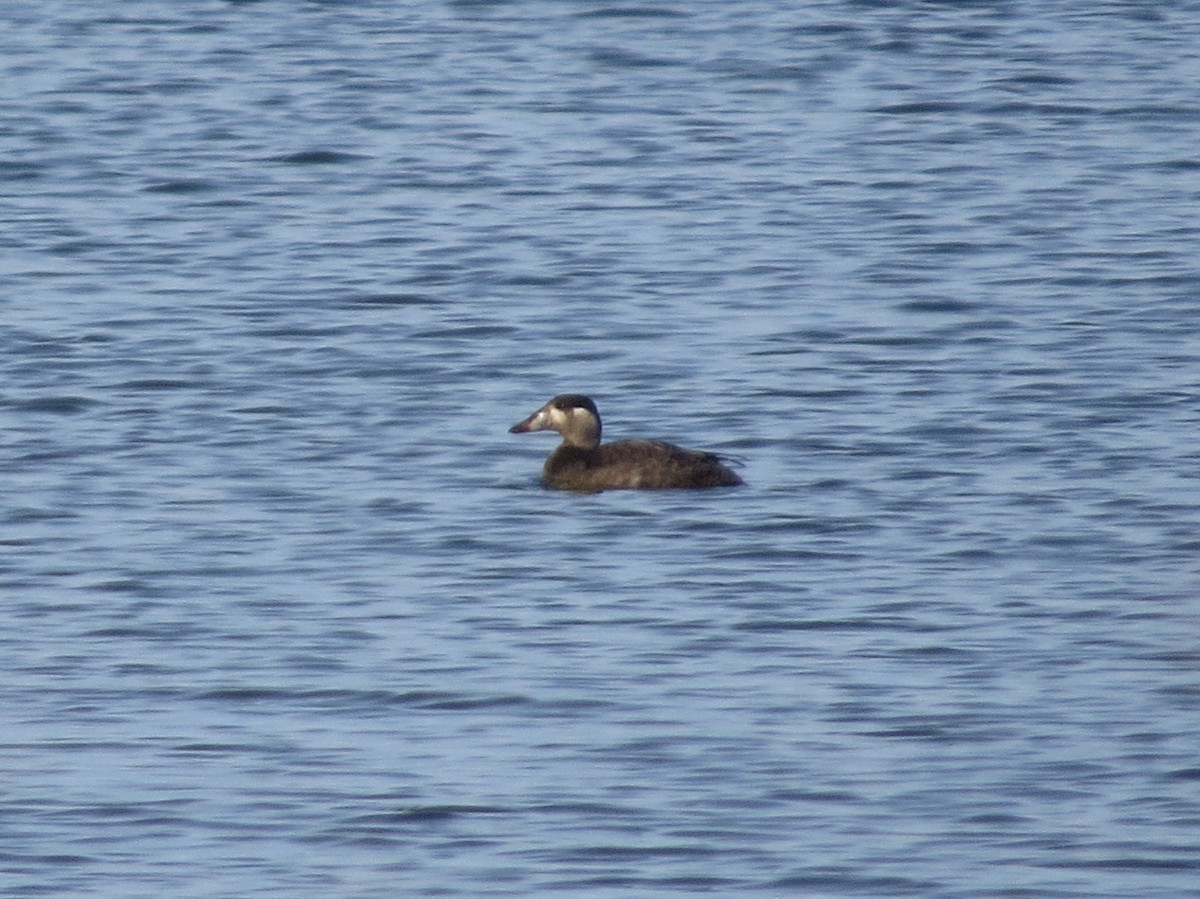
[3,2,1199,896]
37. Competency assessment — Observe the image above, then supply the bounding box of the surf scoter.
[509,394,743,491]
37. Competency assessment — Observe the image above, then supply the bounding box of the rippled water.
[3,2,1199,896]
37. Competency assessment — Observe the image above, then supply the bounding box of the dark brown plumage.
[509,394,743,492]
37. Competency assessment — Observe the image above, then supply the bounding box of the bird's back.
[544,439,743,491]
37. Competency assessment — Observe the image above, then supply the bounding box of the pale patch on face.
[545,404,570,430]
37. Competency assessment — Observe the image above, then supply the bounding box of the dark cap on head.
[550,394,598,416]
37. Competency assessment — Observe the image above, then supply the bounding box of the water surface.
[2,2,1199,896]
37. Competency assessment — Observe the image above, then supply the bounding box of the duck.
[509,394,744,491]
